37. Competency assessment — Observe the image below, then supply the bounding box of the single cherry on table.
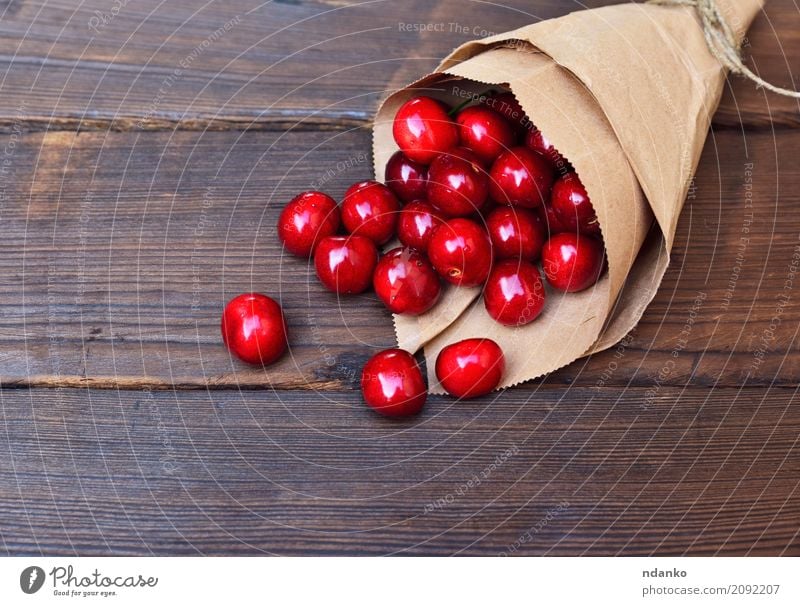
[483,259,546,326]
[435,338,505,399]
[542,232,605,292]
[397,200,444,253]
[373,247,441,316]
[314,234,378,295]
[426,146,489,217]
[455,105,516,166]
[385,151,428,202]
[486,206,546,261]
[392,96,459,165]
[221,293,288,366]
[489,146,555,208]
[427,217,493,287]
[361,349,427,417]
[277,191,340,258]
[340,180,400,245]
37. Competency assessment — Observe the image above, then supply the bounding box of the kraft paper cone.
[373,0,763,392]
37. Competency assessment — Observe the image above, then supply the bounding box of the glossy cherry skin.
[393,96,459,165]
[550,173,600,235]
[483,92,528,134]
[341,180,400,245]
[486,206,546,261]
[221,293,288,366]
[314,235,378,294]
[397,200,444,252]
[455,105,516,166]
[373,247,441,315]
[361,349,427,417]
[277,191,340,257]
[525,128,567,169]
[385,151,428,202]
[428,218,493,287]
[435,338,505,399]
[426,147,489,217]
[541,232,605,292]
[489,146,554,208]
[483,259,546,326]
[539,200,570,237]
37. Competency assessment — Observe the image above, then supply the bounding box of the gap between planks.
[3,376,799,392]
[0,113,371,134]
[0,112,797,135]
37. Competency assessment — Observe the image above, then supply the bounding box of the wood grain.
[1,386,797,555]
[0,126,798,389]
[0,0,795,132]
[1,0,799,558]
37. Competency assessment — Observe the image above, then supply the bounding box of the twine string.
[648,0,800,99]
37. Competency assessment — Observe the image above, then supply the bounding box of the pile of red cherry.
[221,90,606,417]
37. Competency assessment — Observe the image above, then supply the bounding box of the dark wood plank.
[715,0,800,128]
[1,126,799,388]
[0,127,394,389]
[0,0,795,131]
[1,386,797,555]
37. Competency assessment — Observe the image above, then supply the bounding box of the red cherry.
[483,92,529,134]
[392,96,459,165]
[435,338,505,399]
[539,200,570,237]
[524,128,567,169]
[221,293,288,366]
[397,200,444,252]
[277,191,340,257]
[314,235,378,294]
[385,151,428,202]
[483,259,546,326]
[341,180,400,245]
[489,146,554,208]
[455,105,516,165]
[542,232,605,292]
[426,147,489,217]
[361,349,427,417]
[373,247,441,315]
[486,206,546,261]
[428,218,493,287]
[550,173,600,235]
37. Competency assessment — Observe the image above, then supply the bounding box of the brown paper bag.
[373,0,763,392]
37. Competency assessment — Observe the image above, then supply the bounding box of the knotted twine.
[648,0,800,99]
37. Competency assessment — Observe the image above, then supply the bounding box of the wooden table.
[0,0,798,556]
